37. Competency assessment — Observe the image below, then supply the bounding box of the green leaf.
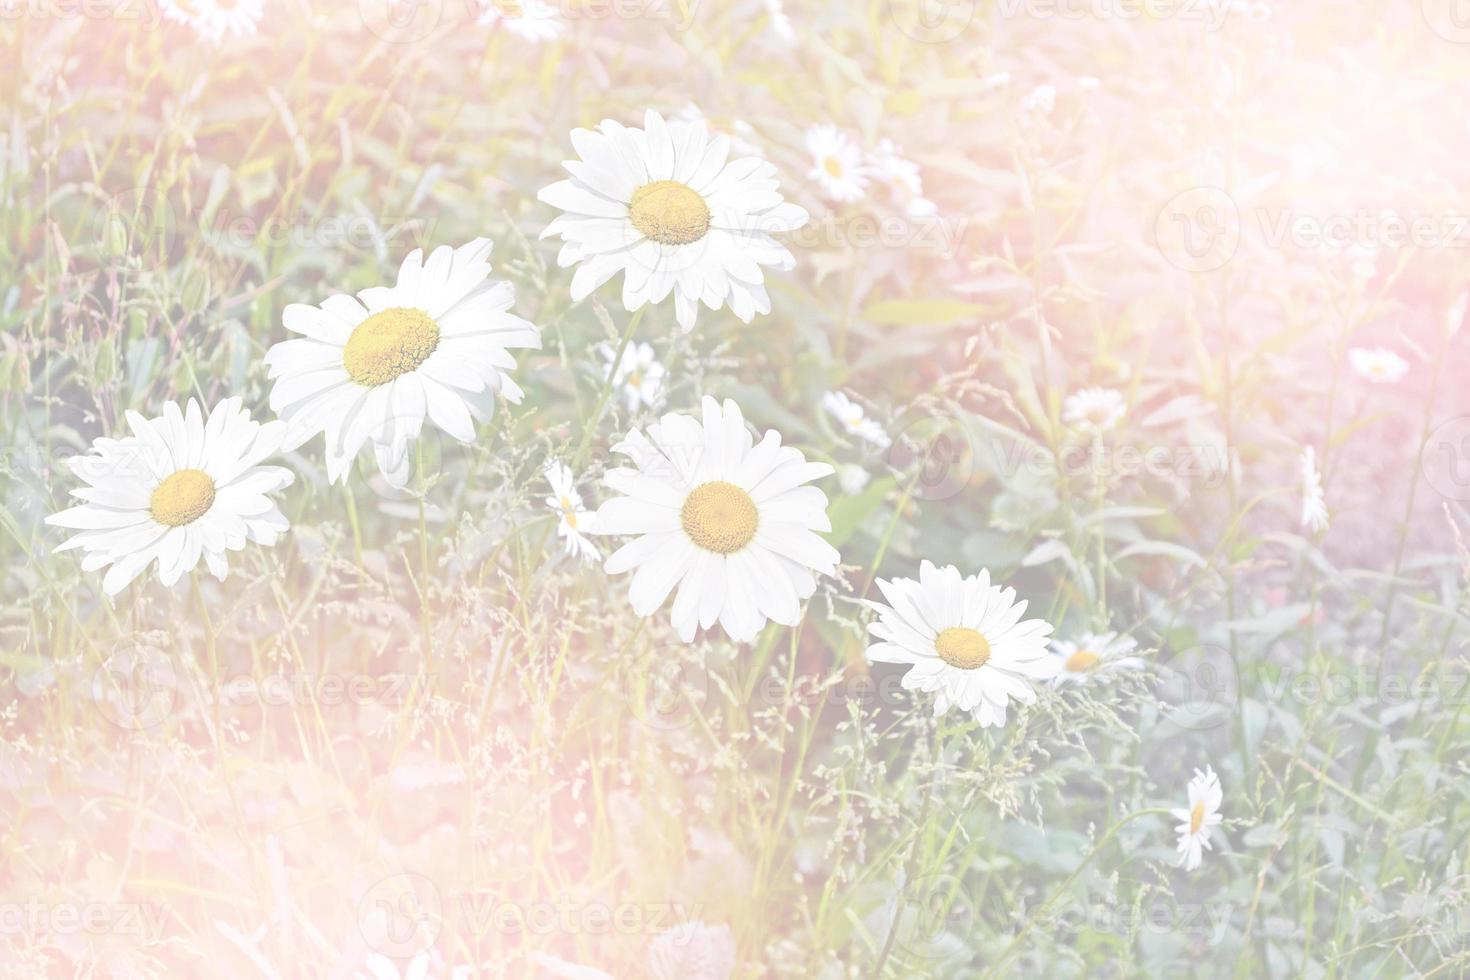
[1114,539,1208,568]
[827,475,896,549]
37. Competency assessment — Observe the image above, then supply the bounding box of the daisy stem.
[1374,315,1450,650]
[871,720,944,978]
[341,481,363,565]
[983,807,1174,978]
[416,444,434,677]
[193,579,221,730]
[862,470,920,600]
[845,463,925,672]
[1092,430,1107,625]
[572,305,645,470]
[1351,314,1449,793]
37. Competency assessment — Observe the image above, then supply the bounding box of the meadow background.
[4,0,1470,976]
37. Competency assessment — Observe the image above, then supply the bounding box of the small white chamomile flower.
[822,391,890,450]
[762,0,795,43]
[837,463,872,497]
[265,238,540,487]
[805,124,869,204]
[1347,346,1408,385]
[477,0,564,42]
[545,461,600,564]
[1172,766,1224,871]
[593,397,840,643]
[1049,631,1146,687]
[601,341,666,413]
[46,398,292,595]
[1063,387,1126,433]
[864,562,1057,727]
[1299,446,1329,534]
[865,139,934,216]
[162,0,262,42]
[539,109,809,333]
[672,105,764,160]
[1021,84,1057,118]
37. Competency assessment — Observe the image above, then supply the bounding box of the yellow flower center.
[629,180,711,246]
[824,156,844,178]
[342,307,440,387]
[149,468,216,527]
[681,481,758,554]
[1189,801,1205,834]
[935,627,991,670]
[1065,649,1100,673]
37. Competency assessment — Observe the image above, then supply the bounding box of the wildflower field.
[5,0,1470,977]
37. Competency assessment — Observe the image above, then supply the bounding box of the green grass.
[2,2,1470,978]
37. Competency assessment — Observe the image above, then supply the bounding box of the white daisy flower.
[545,461,600,564]
[539,109,809,333]
[864,561,1057,727]
[1021,83,1057,118]
[527,955,612,980]
[265,238,540,487]
[389,761,467,794]
[1049,631,1146,687]
[1446,292,1468,337]
[1347,346,1408,385]
[1172,766,1224,871]
[1345,243,1379,282]
[593,396,840,644]
[805,124,869,203]
[865,138,934,216]
[1299,446,1329,534]
[46,398,293,596]
[358,951,432,980]
[762,0,795,43]
[837,463,871,496]
[672,105,763,159]
[648,921,737,980]
[1063,386,1126,433]
[162,0,262,42]
[866,140,922,197]
[601,340,666,412]
[476,0,564,42]
[905,197,938,219]
[822,391,890,450]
